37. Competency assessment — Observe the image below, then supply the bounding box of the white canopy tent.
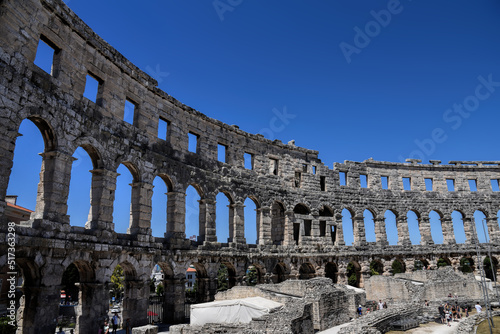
[190,296,284,326]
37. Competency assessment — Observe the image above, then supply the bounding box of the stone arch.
[24,115,58,152]
[391,258,405,274]
[299,262,316,280]
[293,203,310,215]
[218,262,237,291]
[185,262,210,304]
[429,210,444,244]
[346,260,361,287]
[459,257,474,273]
[363,208,376,243]
[271,201,286,245]
[244,196,260,245]
[437,257,451,267]
[451,210,466,244]
[341,208,355,246]
[246,263,265,285]
[70,138,104,170]
[414,258,429,271]
[272,262,289,283]
[325,262,338,283]
[319,205,334,217]
[369,259,384,276]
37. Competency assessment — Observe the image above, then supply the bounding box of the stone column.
[0,129,18,219]
[464,216,478,244]
[485,217,500,243]
[76,282,109,334]
[374,217,388,246]
[397,216,411,246]
[353,215,366,246]
[164,277,186,324]
[122,280,148,328]
[334,213,345,246]
[441,217,456,245]
[127,182,154,238]
[228,202,246,245]
[282,210,295,246]
[31,151,75,228]
[258,207,273,246]
[86,169,119,232]
[418,217,434,245]
[18,284,61,334]
[199,198,217,243]
[165,191,186,241]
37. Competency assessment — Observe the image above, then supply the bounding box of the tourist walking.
[111,313,121,333]
[378,300,384,310]
[475,303,482,314]
[438,304,445,324]
[446,311,452,327]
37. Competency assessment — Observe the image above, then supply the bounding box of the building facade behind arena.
[0,0,499,333]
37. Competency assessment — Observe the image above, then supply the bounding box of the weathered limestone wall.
[365,267,484,304]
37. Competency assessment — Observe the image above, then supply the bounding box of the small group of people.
[438,302,471,327]
[100,313,121,334]
[357,300,388,317]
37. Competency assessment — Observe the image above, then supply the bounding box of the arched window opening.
[245,265,262,286]
[216,192,231,243]
[346,261,361,287]
[299,263,316,280]
[6,119,45,222]
[392,259,405,275]
[151,176,170,238]
[452,211,466,244]
[429,210,443,244]
[272,263,288,284]
[369,260,384,276]
[342,209,354,246]
[364,209,376,242]
[407,211,421,245]
[384,210,398,245]
[271,202,285,245]
[437,257,450,268]
[325,262,338,283]
[113,164,135,233]
[484,257,498,282]
[474,211,489,243]
[67,147,93,227]
[185,185,201,242]
[244,198,258,245]
[459,257,474,273]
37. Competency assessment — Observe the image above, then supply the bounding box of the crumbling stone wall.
[365,267,483,304]
[0,0,499,333]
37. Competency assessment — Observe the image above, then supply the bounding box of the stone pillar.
[418,217,434,245]
[17,285,61,334]
[374,217,388,246]
[353,215,366,246]
[200,199,217,243]
[464,216,478,244]
[397,216,411,246]
[86,169,119,232]
[334,213,345,246]
[441,217,456,245]
[127,182,154,237]
[31,151,75,228]
[485,217,500,243]
[164,277,186,324]
[165,191,186,241]
[258,207,273,246]
[122,280,148,328]
[76,282,109,334]
[282,210,295,246]
[0,129,18,219]
[228,202,246,245]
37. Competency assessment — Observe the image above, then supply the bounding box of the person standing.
[378,300,384,310]
[438,304,445,324]
[475,303,482,314]
[112,313,121,333]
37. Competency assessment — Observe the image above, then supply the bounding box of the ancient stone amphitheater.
[0,0,499,333]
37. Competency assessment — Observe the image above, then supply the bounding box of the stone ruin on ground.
[169,277,365,334]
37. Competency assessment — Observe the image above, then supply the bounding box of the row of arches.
[6,119,500,247]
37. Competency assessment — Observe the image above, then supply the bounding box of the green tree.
[217,264,229,292]
[111,265,125,300]
[437,258,449,267]
[392,260,404,275]
[156,283,164,296]
[346,262,358,287]
[246,266,258,286]
[369,261,383,276]
[0,316,16,334]
[460,258,473,273]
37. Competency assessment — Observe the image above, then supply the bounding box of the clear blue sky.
[7,1,500,245]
